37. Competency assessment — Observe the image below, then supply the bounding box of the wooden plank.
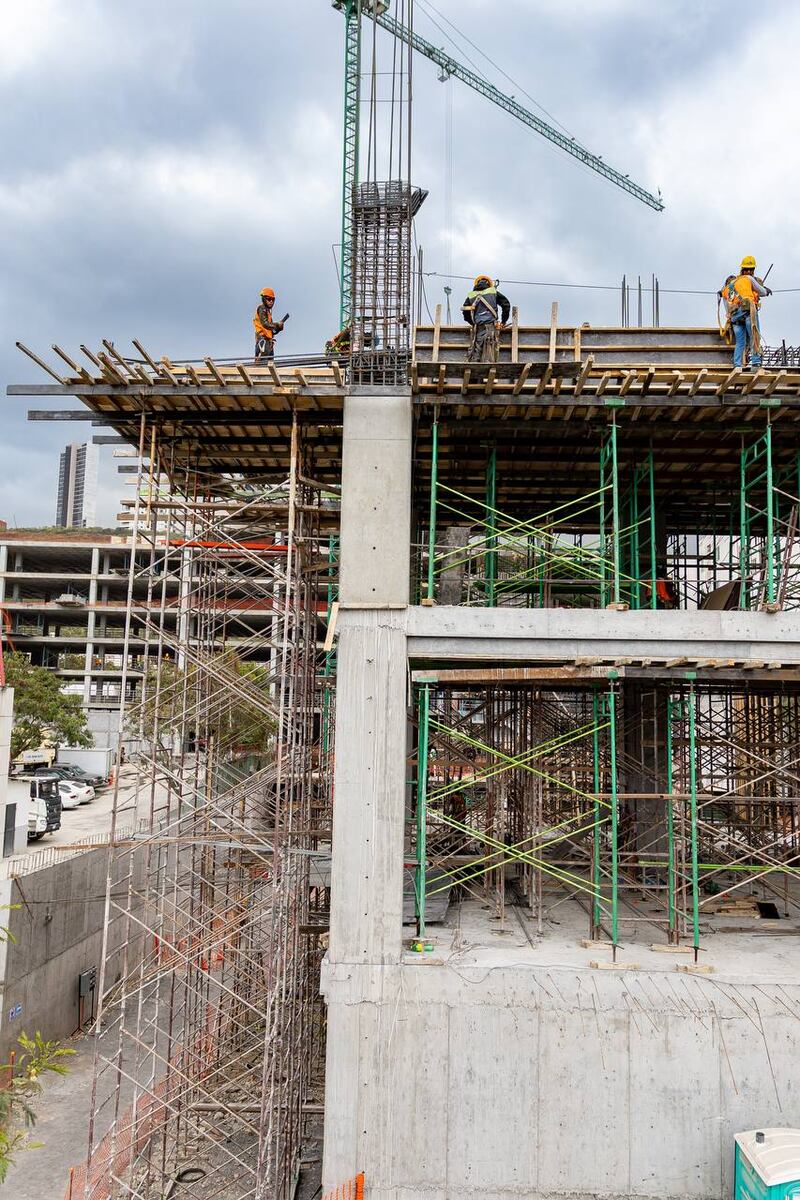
[716,368,742,396]
[511,305,519,364]
[27,410,98,421]
[535,364,553,398]
[619,371,635,397]
[573,327,582,363]
[461,367,472,397]
[574,354,593,398]
[323,601,339,653]
[511,363,530,396]
[548,302,559,363]
[590,961,640,971]
[51,344,94,383]
[688,368,708,397]
[204,358,227,388]
[432,303,443,361]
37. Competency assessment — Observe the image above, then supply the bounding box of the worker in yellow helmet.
[462,275,511,363]
[729,257,772,369]
[253,286,286,361]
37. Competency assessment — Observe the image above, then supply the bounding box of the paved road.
[7,764,157,866]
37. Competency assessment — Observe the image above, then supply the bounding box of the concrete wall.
[86,706,120,751]
[0,687,26,854]
[0,847,146,1059]
[322,958,800,1200]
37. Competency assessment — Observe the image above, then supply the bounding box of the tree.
[0,1031,74,1182]
[134,654,277,759]
[4,652,91,759]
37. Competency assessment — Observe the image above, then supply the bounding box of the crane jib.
[372,9,664,213]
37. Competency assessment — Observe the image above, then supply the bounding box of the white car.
[58,780,94,809]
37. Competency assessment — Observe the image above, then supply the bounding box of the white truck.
[7,775,62,842]
[57,747,114,785]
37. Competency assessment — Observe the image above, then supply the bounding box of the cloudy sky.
[2,0,799,525]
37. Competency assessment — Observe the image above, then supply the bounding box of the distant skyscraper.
[55,442,99,528]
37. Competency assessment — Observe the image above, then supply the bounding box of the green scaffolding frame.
[424,424,658,611]
[413,682,622,953]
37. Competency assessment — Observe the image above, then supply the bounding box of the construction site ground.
[416,892,800,982]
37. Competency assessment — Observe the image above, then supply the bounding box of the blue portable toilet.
[735,1130,800,1200]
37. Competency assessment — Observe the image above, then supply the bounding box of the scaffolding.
[74,411,336,1199]
[410,678,800,960]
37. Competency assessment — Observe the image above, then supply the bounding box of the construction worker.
[253,287,285,361]
[325,326,352,361]
[462,275,511,363]
[729,257,772,369]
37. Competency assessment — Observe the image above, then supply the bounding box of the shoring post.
[426,412,439,602]
[665,697,678,942]
[647,449,657,610]
[322,534,338,756]
[629,464,640,609]
[591,690,603,938]
[608,684,620,957]
[688,685,701,960]
[739,436,749,609]
[765,422,776,607]
[610,422,622,606]
[485,445,498,606]
[416,684,430,937]
[599,423,622,606]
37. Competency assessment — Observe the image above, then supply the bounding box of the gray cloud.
[2,0,797,524]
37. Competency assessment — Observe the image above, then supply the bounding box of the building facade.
[55,441,99,528]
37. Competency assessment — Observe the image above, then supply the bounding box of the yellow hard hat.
[474,274,493,289]
[740,255,757,271]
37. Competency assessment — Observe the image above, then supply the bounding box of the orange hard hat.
[260,286,275,299]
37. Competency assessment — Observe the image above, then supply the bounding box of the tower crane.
[332,0,664,327]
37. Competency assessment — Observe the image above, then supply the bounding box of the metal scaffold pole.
[426,411,439,603]
[416,684,430,938]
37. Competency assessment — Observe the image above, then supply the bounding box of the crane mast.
[332,1,664,327]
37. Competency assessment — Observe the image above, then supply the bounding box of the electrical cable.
[422,270,800,298]
[416,0,579,143]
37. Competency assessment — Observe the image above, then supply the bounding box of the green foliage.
[135,653,276,758]
[0,1032,75,1182]
[4,652,91,759]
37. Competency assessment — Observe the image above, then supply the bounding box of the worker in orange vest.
[729,256,772,369]
[253,287,285,361]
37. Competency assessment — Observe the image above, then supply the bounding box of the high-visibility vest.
[465,288,499,322]
[731,274,761,315]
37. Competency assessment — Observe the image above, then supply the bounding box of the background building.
[55,441,99,528]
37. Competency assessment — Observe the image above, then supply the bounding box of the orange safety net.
[322,1172,365,1200]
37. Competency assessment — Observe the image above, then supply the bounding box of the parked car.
[34,764,105,789]
[57,764,106,789]
[58,780,94,809]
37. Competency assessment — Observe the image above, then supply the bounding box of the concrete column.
[328,611,408,965]
[328,391,413,964]
[12,552,22,602]
[83,547,99,707]
[0,545,7,605]
[339,391,412,606]
[324,391,413,1189]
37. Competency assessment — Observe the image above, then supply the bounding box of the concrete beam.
[402,606,800,665]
